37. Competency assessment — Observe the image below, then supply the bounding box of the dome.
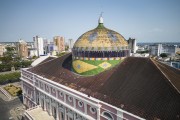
[73,18,128,51]
[72,16,130,76]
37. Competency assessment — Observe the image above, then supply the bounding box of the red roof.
[28,54,180,120]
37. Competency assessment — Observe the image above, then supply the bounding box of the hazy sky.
[0,0,180,43]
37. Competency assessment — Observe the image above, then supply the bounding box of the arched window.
[78,101,83,107]
[90,107,96,114]
[102,111,114,120]
[68,96,72,102]
[59,92,63,97]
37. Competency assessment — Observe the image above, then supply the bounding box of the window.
[68,96,72,102]
[52,88,56,93]
[90,107,96,114]
[78,101,83,107]
[102,111,114,120]
[59,92,63,97]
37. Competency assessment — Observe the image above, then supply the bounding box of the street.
[0,91,23,120]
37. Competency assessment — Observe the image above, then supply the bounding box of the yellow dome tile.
[73,60,97,73]
[99,62,112,69]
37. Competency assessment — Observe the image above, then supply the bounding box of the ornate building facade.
[21,68,143,120]
[21,17,180,120]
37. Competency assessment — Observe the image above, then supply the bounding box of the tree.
[160,53,167,58]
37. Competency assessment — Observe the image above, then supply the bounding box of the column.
[43,82,45,90]
[59,112,62,120]
[97,108,100,120]
[34,89,36,104]
[64,93,66,102]
[23,95,25,104]
[73,98,76,108]
[64,107,67,120]
[44,95,46,111]
[56,104,59,120]
[39,94,42,107]
[56,89,58,98]
[84,102,87,115]
[73,112,76,120]
[49,98,52,115]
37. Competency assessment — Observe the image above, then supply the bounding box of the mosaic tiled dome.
[72,16,130,76]
[73,18,128,51]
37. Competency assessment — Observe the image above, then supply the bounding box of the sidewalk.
[0,70,20,75]
[0,86,12,100]
[10,105,26,120]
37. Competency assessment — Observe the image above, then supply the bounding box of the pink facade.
[21,69,143,120]
[66,95,73,107]
[76,99,85,113]
[87,104,97,119]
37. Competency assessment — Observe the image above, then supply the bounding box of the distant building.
[28,48,38,58]
[128,38,137,53]
[0,44,6,56]
[33,36,44,56]
[44,42,57,55]
[175,47,180,55]
[21,16,180,120]
[17,40,28,58]
[53,36,65,53]
[149,44,177,56]
[68,39,74,52]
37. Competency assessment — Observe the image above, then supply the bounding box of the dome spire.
[98,12,104,24]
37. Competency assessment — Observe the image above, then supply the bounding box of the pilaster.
[84,102,87,114]
[64,107,67,120]
[44,95,46,111]
[56,103,59,120]
[49,98,52,115]
[97,108,100,120]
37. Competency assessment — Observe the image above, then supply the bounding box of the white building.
[68,39,74,52]
[33,36,44,56]
[149,44,177,56]
[128,38,137,54]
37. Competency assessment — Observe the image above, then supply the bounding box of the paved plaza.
[0,82,25,120]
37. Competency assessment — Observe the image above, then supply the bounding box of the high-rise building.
[33,36,44,56]
[53,36,65,53]
[128,38,137,53]
[17,39,28,58]
[68,39,74,52]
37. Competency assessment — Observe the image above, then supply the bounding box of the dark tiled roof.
[38,57,56,65]
[28,54,180,120]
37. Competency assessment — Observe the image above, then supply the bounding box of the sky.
[0,0,180,43]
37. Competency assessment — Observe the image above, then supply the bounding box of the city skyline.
[0,0,180,43]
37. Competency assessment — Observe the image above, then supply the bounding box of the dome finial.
[98,12,104,24]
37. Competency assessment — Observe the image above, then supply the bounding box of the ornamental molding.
[21,69,144,120]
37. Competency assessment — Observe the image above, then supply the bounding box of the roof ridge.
[150,58,180,94]
[36,57,57,66]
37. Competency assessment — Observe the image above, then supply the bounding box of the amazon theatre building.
[21,16,180,120]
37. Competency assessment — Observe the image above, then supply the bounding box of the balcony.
[24,105,54,120]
